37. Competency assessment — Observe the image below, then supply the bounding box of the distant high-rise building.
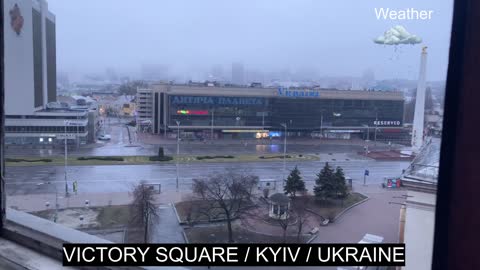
[231,62,245,85]
[361,68,375,89]
[4,0,92,145]
[141,64,169,81]
[105,67,118,83]
[119,76,131,84]
[4,0,57,114]
[57,72,70,88]
[246,69,265,85]
[210,64,224,81]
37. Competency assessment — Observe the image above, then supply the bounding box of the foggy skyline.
[49,0,453,82]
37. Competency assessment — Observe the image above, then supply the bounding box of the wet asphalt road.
[6,142,382,157]
[5,160,409,196]
[5,119,409,196]
[5,119,400,157]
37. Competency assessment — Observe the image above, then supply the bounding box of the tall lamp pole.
[76,114,79,149]
[280,123,287,185]
[320,111,324,137]
[374,110,378,146]
[64,120,69,197]
[176,120,180,191]
[366,125,370,141]
[210,109,214,140]
[262,112,266,130]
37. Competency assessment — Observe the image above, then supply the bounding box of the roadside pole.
[364,145,369,185]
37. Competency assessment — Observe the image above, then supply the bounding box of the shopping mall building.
[137,83,408,142]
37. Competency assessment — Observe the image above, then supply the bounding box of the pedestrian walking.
[73,180,78,195]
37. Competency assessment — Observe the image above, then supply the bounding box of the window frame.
[0,1,480,269]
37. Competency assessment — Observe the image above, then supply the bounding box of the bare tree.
[292,198,311,242]
[274,210,293,243]
[181,194,198,227]
[192,171,259,243]
[131,181,158,243]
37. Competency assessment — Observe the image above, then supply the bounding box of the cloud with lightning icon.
[374,25,422,45]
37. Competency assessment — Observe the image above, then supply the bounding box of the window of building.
[5,1,480,269]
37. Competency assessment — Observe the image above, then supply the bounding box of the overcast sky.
[48,0,453,81]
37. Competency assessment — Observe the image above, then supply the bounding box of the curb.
[5,158,319,167]
[307,234,318,244]
[240,219,309,241]
[182,230,189,244]
[172,203,183,225]
[333,195,370,222]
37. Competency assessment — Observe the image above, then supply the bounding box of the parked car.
[97,134,111,141]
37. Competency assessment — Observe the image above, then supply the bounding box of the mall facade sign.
[277,87,320,98]
[374,120,402,126]
[170,95,264,106]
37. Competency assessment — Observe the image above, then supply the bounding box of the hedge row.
[259,155,292,159]
[77,156,124,161]
[6,158,53,163]
[149,156,173,161]
[196,155,235,160]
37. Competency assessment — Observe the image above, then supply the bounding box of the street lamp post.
[280,123,287,185]
[210,109,214,140]
[320,112,324,137]
[64,121,69,197]
[176,120,180,191]
[374,110,378,146]
[363,143,369,185]
[262,112,265,130]
[47,181,59,223]
[55,184,59,222]
[76,114,80,149]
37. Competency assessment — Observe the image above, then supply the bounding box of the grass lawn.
[174,200,227,223]
[184,224,310,243]
[31,208,55,220]
[96,205,131,229]
[305,192,368,220]
[30,205,132,229]
[5,154,318,167]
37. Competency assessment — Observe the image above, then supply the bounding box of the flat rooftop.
[140,83,404,101]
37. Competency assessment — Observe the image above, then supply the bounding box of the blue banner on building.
[170,95,265,106]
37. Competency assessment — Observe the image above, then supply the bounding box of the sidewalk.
[7,191,190,212]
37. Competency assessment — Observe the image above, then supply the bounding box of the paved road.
[5,160,409,196]
[5,141,395,157]
[5,117,403,157]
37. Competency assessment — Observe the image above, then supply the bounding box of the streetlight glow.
[176,120,180,191]
[280,123,287,186]
[64,120,70,197]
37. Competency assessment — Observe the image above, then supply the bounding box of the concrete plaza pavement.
[7,181,405,270]
[7,183,404,243]
[312,184,405,243]
[6,190,186,212]
[150,204,185,244]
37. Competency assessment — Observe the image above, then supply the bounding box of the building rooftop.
[141,83,404,101]
[35,109,88,116]
[269,193,290,204]
[401,138,440,193]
